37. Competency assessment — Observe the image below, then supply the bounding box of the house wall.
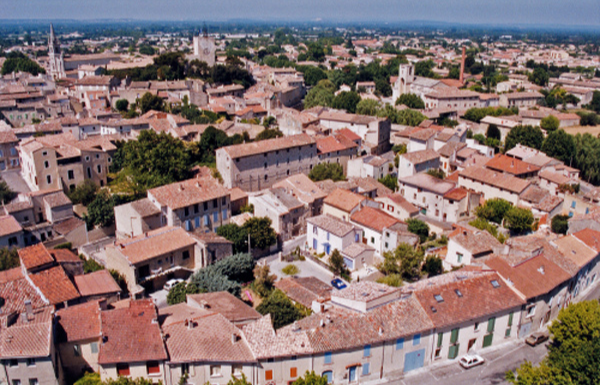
[99,361,166,383]
[445,239,473,267]
[398,184,455,223]
[457,176,523,205]
[58,338,100,382]
[0,141,20,170]
[518,283,570,338]
[307,222,359,255]
[168,362,256,385]
[2,356,59,385]
[375,197,418,221]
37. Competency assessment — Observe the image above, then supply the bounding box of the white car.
[163,278,184,291]
[459,354,485,369]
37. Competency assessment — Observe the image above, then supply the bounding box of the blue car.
[331,278,347,290]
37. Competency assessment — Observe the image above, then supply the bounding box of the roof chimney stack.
[24,299,33,321]
[459,46,466,84]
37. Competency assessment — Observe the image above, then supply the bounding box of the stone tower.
[392,64,415,102]
[192,24,216,66]
[48,24,65,80]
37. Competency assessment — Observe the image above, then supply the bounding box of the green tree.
[303,80,335,109]
[376,273,403,287]
[68,180,99,206]
[293,371,328,385]
[217,224,248,254]
[395,93,425,109]
[256,289,303,329]
[74,372,102,385]
[192,269,242,297]
[256,128,283,141]
[540,115,560,132]
[504,207,534,234]
[414,60,436,78]
[589,91,600,114]
[0,181,16,204]
[541,129,576,164]
[476,198,513,224]
[380,243,424,281]
[551,214,569,235]
[0,248,20,271]
[85,191,116,228]
[332,91,361,113]
[308,163,345,182]
[115,99,129,112]
[426,168,445,180]
[1,52,46,76]
[243,217,277,250]
[504,125,544,152]
[486,124,501,140]
[139,92,164,114]
[227,374,251,385]
[422,255,443,277]
[301,66,328,87]
[166,282,202,305]
[253,264,276,298]
[356,99,381,116]
[529,67,549,86]
[378,175,397,191]
[507,301,600,385]
[406,219,429,243]
[329,249,349,277]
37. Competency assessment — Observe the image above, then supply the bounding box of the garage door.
[404,348,425,372]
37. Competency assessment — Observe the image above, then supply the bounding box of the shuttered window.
[448,344,460,359]
[450,328,459,344]
[487,317,496,333]
[483,333,494,347]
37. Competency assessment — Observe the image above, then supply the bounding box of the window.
[26,358,35,367]
[183,250,190,260]
[87,167,92,178]
[508,312,513,327]
[8,359,18,367]
[290,367,298,378]
[29,379,38,385]
[474,322,480,331]
[482,333,493,348]
[362,363,370,376]
[68,170,74,180]
[450,328,459,344]
[505,327,512,337]
[324,352,332,364]
[437,332,443,347]
[265,370,273,381]
[204,202,208,211]
[91,342,98,354]
[434,294,444,302]
[363,344,371,357]
[527,305,536,318]
[42,151,47,156]
[117,363,130,376]
[147,361,161,375]
[491,280,500,288]
[73,344,81,357]
[448,344,460,359]
[181,363,190,375]
[487,317,496,333]
[46,175,52,184]
[370,237,375,244]
[194,204,199,214]
[204,215,209,226]
[222,209,228,220]
[44,160,49,168]
[210,365,222,377]
[413,334,421,346]
[12,381,20,385]
[571,201,576,208]
[97,165,102,174]
[233,364,243,377]
[184,207,189,217]
[85,156,90,162]
[213,212,219,222]
[457,253,463,264]
[322,371,333,384]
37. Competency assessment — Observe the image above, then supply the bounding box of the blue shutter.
[213,212,218,222]
[324,352,332,364]
[364,345,371,357]
[204,215,209,225]
[313,239,317,250]
[184,220,191,231]
[323,371,332,384]
[362,363,370,376]
[222,209,228,220]
[195,217,200,228]
[413,334,421,346]
[396,338,404,350]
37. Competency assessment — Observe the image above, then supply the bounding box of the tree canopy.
[504,207,534,234]
[0,181,16,204]
[379,243,424,281]
[541,115,560,132]
[406,218,429,243]
[1,52,45,76]
[504,125,544,152]
[395,93,425,109]
[541,129,576,165]
[308,163,345,182]
[256,289,304,329]
[139,92,164,114]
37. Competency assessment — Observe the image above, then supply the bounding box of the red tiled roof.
[186,292,262,323]
[324,188,366,213]
[351,206,400,233]
[0,215,22,238]
[111,227,197,265]
[336,127,361,142]
[98,300,168,364]
[220,133,315,159]
[49,249,80,263]
[485,154,540,176]
[74,270,122,297]
[0,307,53,358]
[274,277,332,308]
[56,300,102,342]
[18,243,54,271]
[444,187,468,201]
[148,176,229,210]
[28,266,80,305]
[572,228,600,252]
[316,136,356,154]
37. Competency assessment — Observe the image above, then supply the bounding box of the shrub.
[282,264,300,276]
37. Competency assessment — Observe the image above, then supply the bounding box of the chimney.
[24,300,33,321]
[459,46,466,84]
[232,333,240,343]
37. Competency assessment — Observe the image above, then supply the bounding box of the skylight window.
[434,294,444,302]
[431,306,437,313]
[491,280,500,288]
[455,289,463,297]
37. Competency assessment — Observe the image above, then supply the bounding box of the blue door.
[313,239,318,250]
[404,349,425,372]
[349,366,357,382]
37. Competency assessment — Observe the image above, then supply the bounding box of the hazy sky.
[2,0,600,26]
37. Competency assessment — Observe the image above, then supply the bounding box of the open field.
[563,125,600,136]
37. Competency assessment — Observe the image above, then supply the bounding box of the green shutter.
[505,328,511,337]
[487,317,496,333]
[450,328,459,344]
[437,332,443,347]
[448,344,460,359]
[483,334,493,347]
[508,312,513,327]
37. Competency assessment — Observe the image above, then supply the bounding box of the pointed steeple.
[50,23,55,40]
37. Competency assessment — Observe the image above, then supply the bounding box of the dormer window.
[434,294,444,302]
[455,289,463,297]
[491,280,500,288]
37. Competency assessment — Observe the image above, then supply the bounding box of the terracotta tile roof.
[49,249,80,263]
[0,267,23,284]
[401,149,440,164]
[381,194,419,214]
[220,133,315,159]
[0,214,22,238]
[409,271,525,329]
[229,187,248,202]
[484,254,571,299]
[274,277,332,308]
[0,130,18,144]
[572,228,600,252]
[272,174,327,205]
[53,217,85,235]
[503,91,543,100]
[111,227,197,265]
[539,170,570,185]
[323,188,366,213]
[316,135,356,154]
[534,195,563,213]
[0,306,53,358]
[553,235,598,269]
[28,266,80,305]
[128,198,161,217]
[307,214,358,238]
[342,242,376,259]
[409,128,438,141]
[336,127,361,142]
[242,315,313,358]
[98,299,167,364]
[0,276,48,315]
[148,176,229,210]
[74,270,122,297]
[160,304,255,363]
[318,111,381,125]
[56,300,102,342]
[351,206,400,233]
[450,229,501,255]
[400,173,456,195]
[485,154,540,176]
[459,166,531,194]
[18,243,54,271]
[186,292,261,323]
[444,187,468,201]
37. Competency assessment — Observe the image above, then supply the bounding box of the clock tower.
[192,25,216,66]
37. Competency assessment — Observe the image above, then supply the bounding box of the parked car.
[164,278,184,291]
[459,354,485,369]
[331,278,347,290]
[525,331,549,347]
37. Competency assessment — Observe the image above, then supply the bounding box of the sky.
[2,0,600,27]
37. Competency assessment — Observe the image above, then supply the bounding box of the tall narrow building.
[48,24,65,80]
[191,24,216,66]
